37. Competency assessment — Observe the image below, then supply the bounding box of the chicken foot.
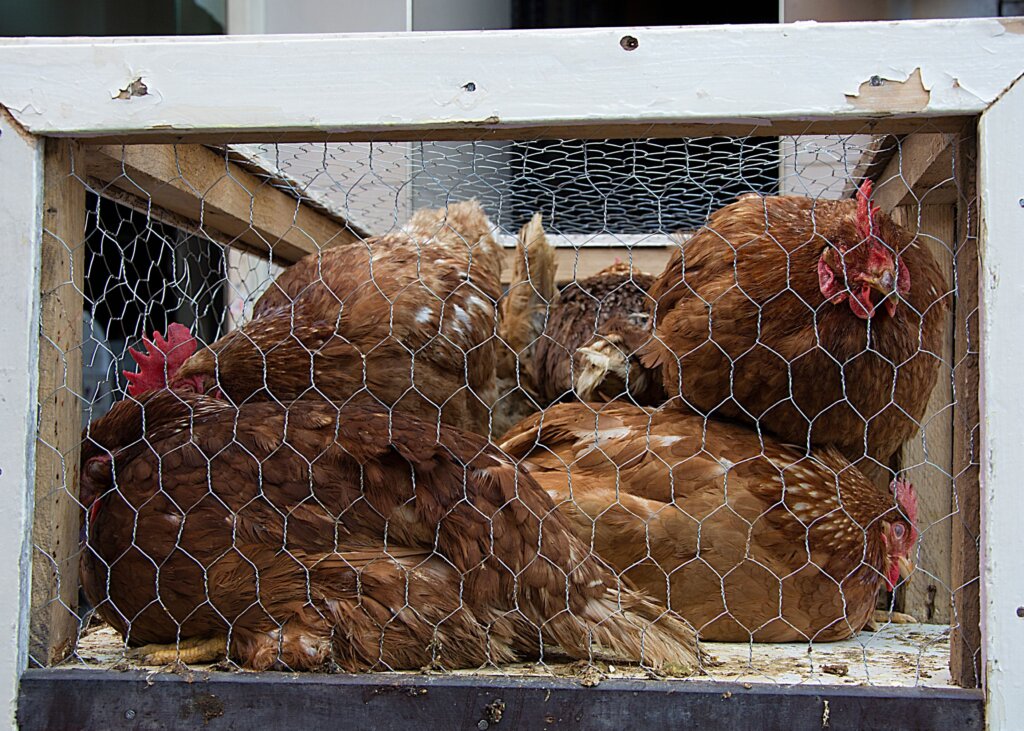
[866,609,919,631]
[128,635,227,666]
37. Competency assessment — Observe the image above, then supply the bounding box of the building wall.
[783,0,1002,21]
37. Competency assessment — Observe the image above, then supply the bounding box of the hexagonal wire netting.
[31,130,979,689]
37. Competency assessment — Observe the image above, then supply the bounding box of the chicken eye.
[892,524,906,539]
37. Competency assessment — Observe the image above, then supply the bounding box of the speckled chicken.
[534,260,664,406]
[639,182,949,471]
[501,403,918,642]
[79,389,703,672]
[139,201,504,436]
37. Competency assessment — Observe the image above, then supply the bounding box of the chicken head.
[881,477,918,591]
[817,179,911,319]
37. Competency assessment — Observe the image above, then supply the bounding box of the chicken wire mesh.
[30,130,979,689]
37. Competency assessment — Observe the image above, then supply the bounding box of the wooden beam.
[2,20,1024,141]
[501,246,672,286]
[978,77,1024,725]
[873,133,957,213]
[24,118,971,145]
[84,144,362,265]
[17,669,986,731]
[30,139,86,667]
[892,204,955,626]
[0,107,45,730]
[950,128,980,688]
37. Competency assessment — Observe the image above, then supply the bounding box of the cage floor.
[69,621,953,688]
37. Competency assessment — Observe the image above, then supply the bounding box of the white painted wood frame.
[978,74,1024,731]
[0,16,1022,731]
[0,18,1023,141]
[0,111,44,730]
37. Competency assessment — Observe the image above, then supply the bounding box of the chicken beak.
[573,347,611,401]
[866,269,898,300]
[855,269,901,318]
[898,555,915,581]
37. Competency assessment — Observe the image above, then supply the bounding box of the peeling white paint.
[979,74,1024,731]
[0,19,1021,138]
[0,110,43,730]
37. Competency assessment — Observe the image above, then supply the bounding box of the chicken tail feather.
[539,584,705,674]
[499,212,556,353]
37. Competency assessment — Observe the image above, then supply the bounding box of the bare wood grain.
[892,204,955,625]
[30,139,86,666]
[84,144,361,264]
[874,133,957,212]
[949,129,981,688]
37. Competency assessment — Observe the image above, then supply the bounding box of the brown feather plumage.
[80,392,702,672]
[639,194,949,468]
[535,262,664,406]
[501,403,915,642]
[173,201,503,436]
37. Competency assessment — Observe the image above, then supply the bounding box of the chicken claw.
[128,636,227,666]
[866,610,920,631]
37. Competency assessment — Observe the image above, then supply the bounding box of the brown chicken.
[80,390,702,672]
[535,260,664,406]
[639,182,949,471]
[132,201,504,437]
[500,403,918,642]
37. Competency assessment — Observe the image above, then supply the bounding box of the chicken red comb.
[123,323,197,397]
[856,179,880,241]
[891,478,917,523]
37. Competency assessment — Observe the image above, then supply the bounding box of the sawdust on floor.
[67,621,953,688]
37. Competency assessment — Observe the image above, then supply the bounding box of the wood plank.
[28,118,970,145]
[17,669,985,731]
[977,71,1024,731]
[873,133,957,213]
[84,144,361,265]
[501,246,672,286]
[892,204,955,625]
[950,128,980,688]
[2,20,1024,140]
[30,139,86,667]
[0,107,46,730]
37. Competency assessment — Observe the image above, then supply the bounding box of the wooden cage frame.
[0,17,1021,730]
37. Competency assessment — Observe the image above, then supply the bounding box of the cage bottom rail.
[19,668,983,731]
